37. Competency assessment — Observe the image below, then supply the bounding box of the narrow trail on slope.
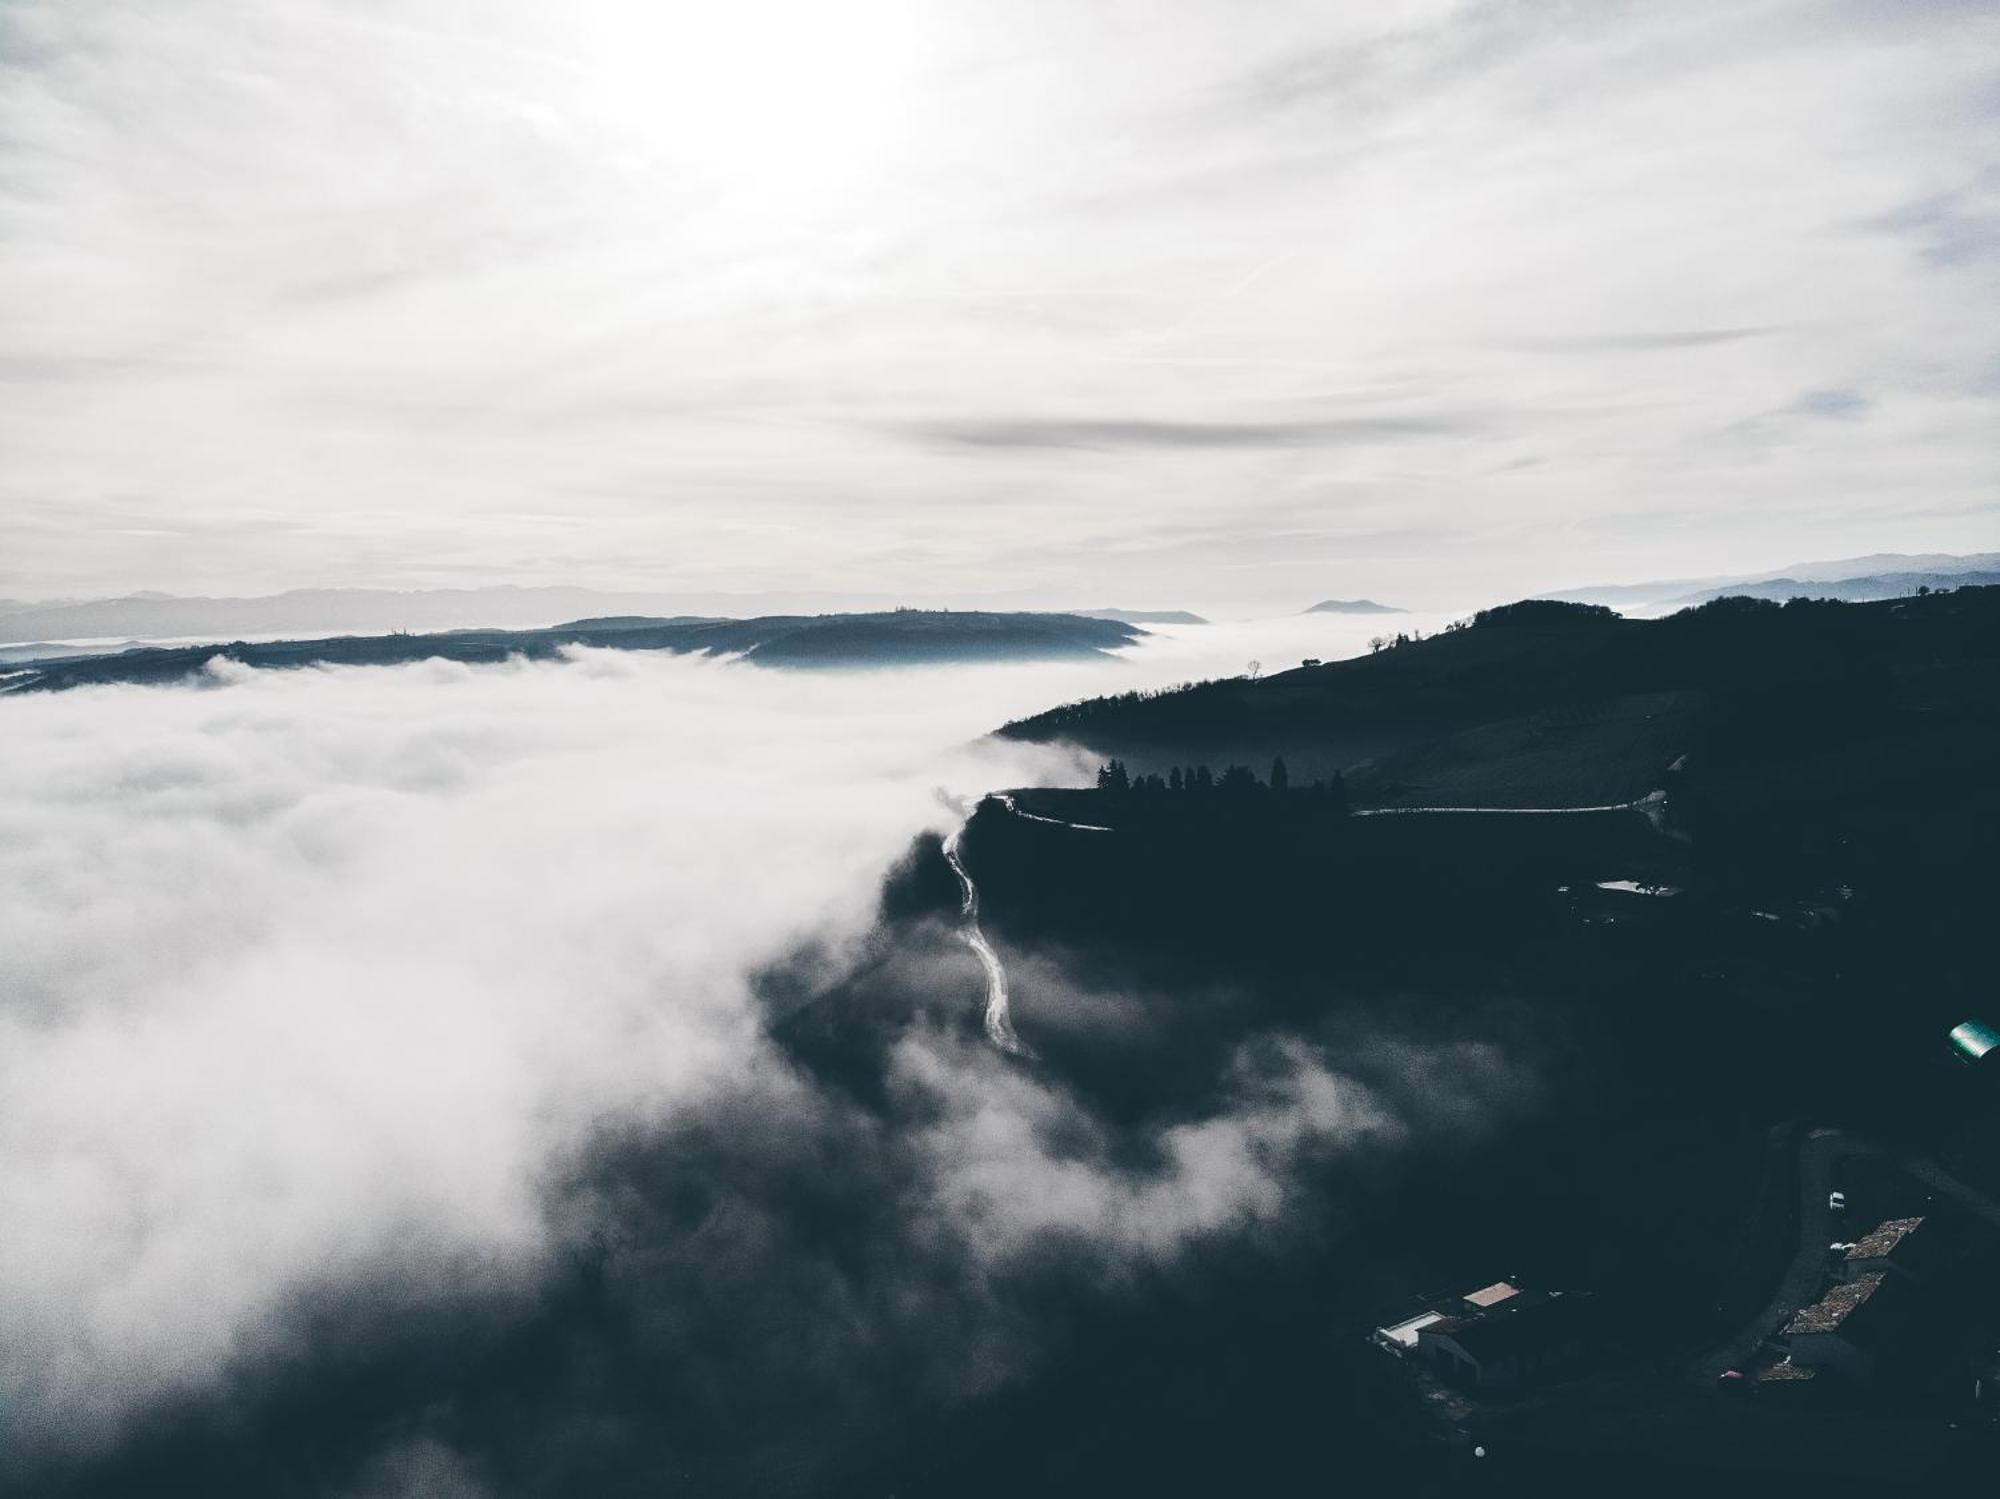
[991,792,1114,833]
[1350,787,1675,832]
[1350,788,1662,817]
[941,816,1034,1058]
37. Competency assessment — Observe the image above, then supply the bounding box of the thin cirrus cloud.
[1492,327,1779,353]
[900,413,1478,451]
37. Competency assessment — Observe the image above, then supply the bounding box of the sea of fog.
[0,609,1491,1490]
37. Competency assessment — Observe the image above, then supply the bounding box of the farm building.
[1404,1282,1594,1392]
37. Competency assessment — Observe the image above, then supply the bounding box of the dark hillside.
[790,588,2000,1495]
[997,599,1642,776]
[998,588,2000,797]
[739,611,1139,665]
[1346,690,1702,807]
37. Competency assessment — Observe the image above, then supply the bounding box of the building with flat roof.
[1372,1309,1446,1354]
[1411,1285,1593,1392]
[1461,1280,1521,1311]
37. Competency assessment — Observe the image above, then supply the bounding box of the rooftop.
[1593,879,1682,897]
[1755,1358,1818,1384]
[1784,1271,1887,1336]
[1950,1019,2000,1064]
[1375,1310,1445,1350]
[1463,1280,1521,1309]
[1845,1217,1924,1262]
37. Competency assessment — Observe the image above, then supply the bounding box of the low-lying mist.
[1,619,1513,1494]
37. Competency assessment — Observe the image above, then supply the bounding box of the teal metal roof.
[1948,1020,2000,1065]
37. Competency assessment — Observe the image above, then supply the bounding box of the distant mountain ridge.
[1070,608,1209,625]
[0,586,693,643]
[1547,552,2000,609]
[1304,599,1404,615]
[1657,568,2000,608]
[0,586,1066,644]
[0,611,1142,694]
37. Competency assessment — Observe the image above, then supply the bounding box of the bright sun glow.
[572,1,924,210]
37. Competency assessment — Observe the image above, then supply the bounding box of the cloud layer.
[0,649,1042,1452]
[0,640,1519,1491]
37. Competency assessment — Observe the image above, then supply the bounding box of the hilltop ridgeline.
[997,588,2000,807]
[0,610,1143,694]
[1303,598,1404,615]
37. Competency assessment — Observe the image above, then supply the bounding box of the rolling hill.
[0,611,1143,694]
[998,589,2000,808]
[1303,598,1404,615]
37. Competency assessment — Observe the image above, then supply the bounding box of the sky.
[2,0,1996,610]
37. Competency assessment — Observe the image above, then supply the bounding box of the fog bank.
[1,629,1517,1489]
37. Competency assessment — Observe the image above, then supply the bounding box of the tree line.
[1095,756,1348,810]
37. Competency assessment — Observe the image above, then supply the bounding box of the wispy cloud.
[1797,387,1873,420]
[901,414,1475,451]
[1494,327,1778,353]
